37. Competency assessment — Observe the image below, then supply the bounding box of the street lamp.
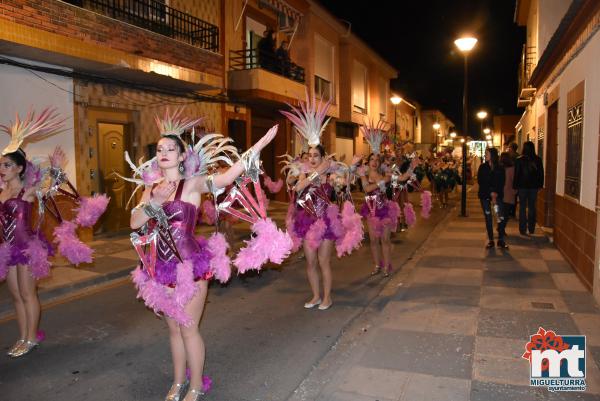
[454,35,477,217]
[433,122,441,152]
[477,110,488,138]
[390,95,402,143]
[483,128,491,134]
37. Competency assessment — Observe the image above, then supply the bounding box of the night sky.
[318,0,526,137]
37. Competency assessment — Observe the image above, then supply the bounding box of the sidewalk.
[0,201,293,319]
[290,190,600,401]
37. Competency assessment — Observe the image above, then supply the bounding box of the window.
[352,61,367,113]
[314,35,334,101]
[565,102,583,199]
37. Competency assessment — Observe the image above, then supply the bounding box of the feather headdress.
[155,107,203,138]
[0,107,65,155]
[280,89,331,147]
[117,109,240,207]
[360,119,388,155]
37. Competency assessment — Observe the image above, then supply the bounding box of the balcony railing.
[64,0,219,52]
[517,44,536,106]
[229,48,305,83]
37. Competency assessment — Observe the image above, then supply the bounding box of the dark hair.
[159,135,186,154]
[487,147,500,169]
[4,148,27,179]
[522,141,536,159]
[309,144,326,157]
[500,151,513,167]
[510,142,518,152]
[300,151,308,158]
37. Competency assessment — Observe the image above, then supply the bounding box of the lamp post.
[390,95,402,144]
[454,36,477,217]
[477,110,487,138]
[433,122,441,152]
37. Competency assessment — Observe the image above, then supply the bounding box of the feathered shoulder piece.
[360,119,388,155]
[280,89,331,147]
[0,107,65,155]
[278,154,308,178]
[155,107,203,138]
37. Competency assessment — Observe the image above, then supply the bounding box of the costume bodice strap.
[174,179,184,201]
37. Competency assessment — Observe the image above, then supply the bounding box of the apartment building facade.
[515,0,600,299]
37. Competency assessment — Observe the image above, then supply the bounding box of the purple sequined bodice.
[296,182,333,219]
[0,191,33,246]
[148,198,200,263]
[365,187,387,210]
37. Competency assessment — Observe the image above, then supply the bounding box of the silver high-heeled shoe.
[165,382,189,401]
[183,388,205,401]
[10,340,38,358]
[6,339,25,357]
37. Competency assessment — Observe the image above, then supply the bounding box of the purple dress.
[131,180,229,326]
[292,182,340,241]
[0,188,52,280]
[142,180,212,286]
[359,185,400,238]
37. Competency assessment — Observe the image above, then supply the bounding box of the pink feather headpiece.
[0,107,65,155]
[155,107,203,139]
[280,89,331,147]
[360,119,389,155]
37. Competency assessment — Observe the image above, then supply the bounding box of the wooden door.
[97,123,131,233]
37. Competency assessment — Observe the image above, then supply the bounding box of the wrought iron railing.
[64,0,219,52]
[518,44,536,93]
[229,48,305,83]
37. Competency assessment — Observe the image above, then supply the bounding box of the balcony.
[228,48,306,104]
[64,0,219,52]
[517,44,537,107]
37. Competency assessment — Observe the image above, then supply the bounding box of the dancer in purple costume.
[129,109,277,401]
[281,93,363,310]
[0,108,63,358]
[357,120,417,277]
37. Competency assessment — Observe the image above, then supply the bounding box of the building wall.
[0,58,77,186]
[0,0,222,75]
[538,0,571,57]
[549,33,600,209]
[170,0,220,27]
[73,81,222,196]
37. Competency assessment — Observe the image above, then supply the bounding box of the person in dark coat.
[257,29,276,71]
[513,141,544,235]
[478,147,508,249]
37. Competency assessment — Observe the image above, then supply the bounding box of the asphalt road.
[0,200,451,401]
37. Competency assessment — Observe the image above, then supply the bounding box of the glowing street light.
[450,132,457,139]
[390,95,402,143]
[455,35,477,217]
[477,110,488,120]
[483,128,491,134]
[486,134,492,141]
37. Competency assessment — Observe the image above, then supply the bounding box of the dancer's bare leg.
[368,223,383,270]
[6,267,26,340]
[17,264,39,341]
[180,280,208,392]
[303,241,320,303]
[165,317,187,385]
[317,240,334,306]
[381,227,392,270]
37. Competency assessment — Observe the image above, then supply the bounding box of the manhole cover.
[531,302,555,310]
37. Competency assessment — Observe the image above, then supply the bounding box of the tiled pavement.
[291,191,600,401]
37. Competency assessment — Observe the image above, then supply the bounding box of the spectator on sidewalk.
[478,147,508,249]
[500,151,516,238]
[513,141,544,235]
